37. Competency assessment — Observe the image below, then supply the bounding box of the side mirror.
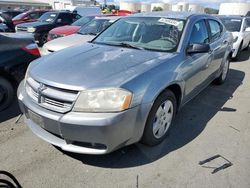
[187,43,210,54]
[56,18,62,24]
[245,27,250,32]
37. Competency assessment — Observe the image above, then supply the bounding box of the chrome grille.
[26,77,79,113]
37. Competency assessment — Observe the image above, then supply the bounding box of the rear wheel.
[0,77,14,111]
[141,90,177,146]
[214,58,230,85]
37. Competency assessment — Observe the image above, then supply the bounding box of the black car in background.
[16,11,81,46]
[0,33,40,111]
[0,10,23,19]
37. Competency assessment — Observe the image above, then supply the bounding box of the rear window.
[220,18,242,32]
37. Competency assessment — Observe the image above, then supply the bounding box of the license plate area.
[28,110,44,128]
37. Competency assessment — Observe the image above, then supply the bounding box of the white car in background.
[41,16,120,56]
[219,16,250,59]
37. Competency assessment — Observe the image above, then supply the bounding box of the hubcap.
[222,60,229,80]
[153,100,174,139]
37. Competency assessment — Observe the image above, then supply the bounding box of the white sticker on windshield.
[50,14,56,17]
[158,18,181,26]
[46,18,53,22]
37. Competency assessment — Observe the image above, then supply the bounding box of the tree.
[152,6,163,12]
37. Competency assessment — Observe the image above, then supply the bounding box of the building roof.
[0,0,50,6]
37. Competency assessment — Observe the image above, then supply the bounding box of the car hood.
[1,32,34,40]
[43,34,95,52]
[17,21,50,28]
[49,25,80,35]
[30,43,176,90]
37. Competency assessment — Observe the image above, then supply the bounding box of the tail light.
[22,43,40,56]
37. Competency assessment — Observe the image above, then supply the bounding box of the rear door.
[207,19,226,77]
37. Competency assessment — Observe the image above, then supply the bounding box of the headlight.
[73,88,132,112]
[27,27,36,33]
[233,36,238,43]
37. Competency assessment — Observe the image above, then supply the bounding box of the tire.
[213,58,230,85]
[243,41,250,51]
[0,77,14,111]
[38,32,48,47]
[141,89,177,146]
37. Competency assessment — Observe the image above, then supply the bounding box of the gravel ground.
[0,50,250,188]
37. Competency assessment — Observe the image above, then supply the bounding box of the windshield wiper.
[84,32,97,36]
[116,42,144,50]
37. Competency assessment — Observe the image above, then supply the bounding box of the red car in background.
[112,10,134,16]
[12,10,49,26]
[47,14,115,41]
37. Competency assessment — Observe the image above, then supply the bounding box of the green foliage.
[152,6,163,12]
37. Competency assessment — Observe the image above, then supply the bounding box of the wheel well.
[152,84,182,111]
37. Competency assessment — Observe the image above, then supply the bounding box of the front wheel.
[0,77,14,111]
[213,58,230,85]
[141,90,177,146]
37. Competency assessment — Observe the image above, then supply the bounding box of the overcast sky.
[98,0,250,8]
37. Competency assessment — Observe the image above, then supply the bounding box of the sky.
[98,0,250,9]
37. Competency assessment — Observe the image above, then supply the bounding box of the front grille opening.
[46,130,107,150]
[72,141,107,150]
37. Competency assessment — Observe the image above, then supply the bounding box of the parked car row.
[42,16,120,55]
[2,9,250,155]
[16,11,82,46]
[16,12,234,155]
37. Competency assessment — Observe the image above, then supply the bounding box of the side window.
[72,14,81,22]
[189,20,209,44]
[57,13,72,24]
[28,12,40,19]
[208,20,222,42]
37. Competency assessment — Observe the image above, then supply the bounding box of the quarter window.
[189,20,209,44]
[208,20,222,42]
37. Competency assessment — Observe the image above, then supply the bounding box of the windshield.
[38,12,58,23]
[72,16,94,26]
[78,19,114,35]
[13,12,26,20]
[93,17,185,52]
[220,18,242,32]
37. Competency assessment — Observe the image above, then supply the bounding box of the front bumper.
[17,81,143,154]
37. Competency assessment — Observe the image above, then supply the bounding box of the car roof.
[131,11,209,20]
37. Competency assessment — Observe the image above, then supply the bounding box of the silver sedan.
[18,12,233,154]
